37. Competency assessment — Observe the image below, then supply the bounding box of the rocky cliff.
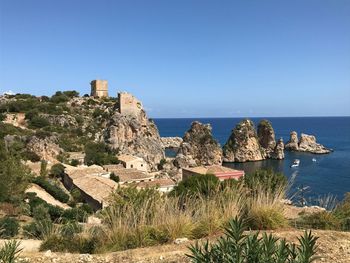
[285,131,332,154]
[104,98,164,171]
[161,137,183,149]
[26,135,63,162]
[174,121,222,168]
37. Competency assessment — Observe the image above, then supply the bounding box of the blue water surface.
[154,117,350,200]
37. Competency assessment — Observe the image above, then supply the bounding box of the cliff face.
[285,131,331,154]
[223,119,265,162]
[104,97,164,171]
[174,121,222,168]
[26,135,62,162]
[272,138,285,160]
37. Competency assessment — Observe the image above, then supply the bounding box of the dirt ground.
[5,229,349,263]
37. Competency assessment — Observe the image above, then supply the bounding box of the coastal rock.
[257,119,276,157]
[161,137,183,149]
[26,135,62,162]
[285,131,331,154]
[104,94,164,171]
[272,138,285,160]
[175,121,222,168]
[285,131,299,151]
[298,133,331,154]
[223,119,265,162]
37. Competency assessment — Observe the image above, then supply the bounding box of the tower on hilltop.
[90,80,108,98]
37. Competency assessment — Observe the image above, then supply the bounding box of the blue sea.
[154,117,350,201]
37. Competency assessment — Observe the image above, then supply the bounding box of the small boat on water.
[290,159,300,167]
[312,158,317,162]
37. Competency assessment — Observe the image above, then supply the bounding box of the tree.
[84,142,118,166]
[40,160,48,177]
[0,147,31,203]
[49,163,65,178]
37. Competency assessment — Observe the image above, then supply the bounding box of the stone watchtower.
[118,92,143,116]
[90,80,108,98]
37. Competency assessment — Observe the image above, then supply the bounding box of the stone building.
[90,80,108,98]
[118,92,142,116]
[117,154,148,172]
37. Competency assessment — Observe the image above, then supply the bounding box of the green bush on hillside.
[84,142,118,166]
[32,177,70,203]
[0,217,19,238]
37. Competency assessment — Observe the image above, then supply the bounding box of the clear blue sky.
[0,0,349,118]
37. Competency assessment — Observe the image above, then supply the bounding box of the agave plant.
[187,217,319,263]
[0,240,23,263]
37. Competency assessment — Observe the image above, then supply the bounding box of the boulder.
[175,121,222,168]
[223,119,265,162]
[161,137,183,149]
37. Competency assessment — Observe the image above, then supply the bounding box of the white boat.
[291,159,300,167]
[312,158,317,162]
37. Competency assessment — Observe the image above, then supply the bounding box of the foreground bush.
[187,217,319,263]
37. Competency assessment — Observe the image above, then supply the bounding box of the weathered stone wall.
[118,92,142,116]
[90,80,108,98]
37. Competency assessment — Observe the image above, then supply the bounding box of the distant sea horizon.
[154,116,350,203]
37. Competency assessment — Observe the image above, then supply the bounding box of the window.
[130,164,133,168]
[141,164,143,167]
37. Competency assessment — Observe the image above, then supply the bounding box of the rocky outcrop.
[26,136,63,162]
[104,95,164,171]
[272,138,285,160]
[257,119,276,158]
[161,137,183,149]
[174,121,222,168]
[285,131,299,151]
[285,131,331,154]
[223,119,265,162]
[41,114,78,128]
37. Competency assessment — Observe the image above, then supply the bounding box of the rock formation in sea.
[272,138,285,160]
[285,131,331,154]
[223,119,286,162]
[103,93,165,171]
[257,119,276,158]
[223,119,265,162]
[174,121,222,168]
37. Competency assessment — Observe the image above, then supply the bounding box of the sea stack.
[174,121,222,168]
[223,119,265,162]
[257,119,276,158]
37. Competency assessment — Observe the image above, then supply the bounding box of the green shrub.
[187,217,319,263]
[110,172,120,183]
[244,169,287,195]
[0,240,23,263]
[50,91,69,104]
[23,219,53,239]
[0,217,19,238]
[62,207,88,223]
[84,142,118,165]
[63,90,79,98]
[22,150,41,162]
[29,116,50,128]
[300,211,341,230]
[40,234,98,254]
[32,177,70,203]
[49,163,65,178]
[27,194,64,221]
[170,174,220,198]
[70,159,79,166]
[32,204,50,221]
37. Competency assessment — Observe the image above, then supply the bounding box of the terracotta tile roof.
[112,168,153,182]
[183,165,244,179]
[118,154,143,163]
[64,165,106,179]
